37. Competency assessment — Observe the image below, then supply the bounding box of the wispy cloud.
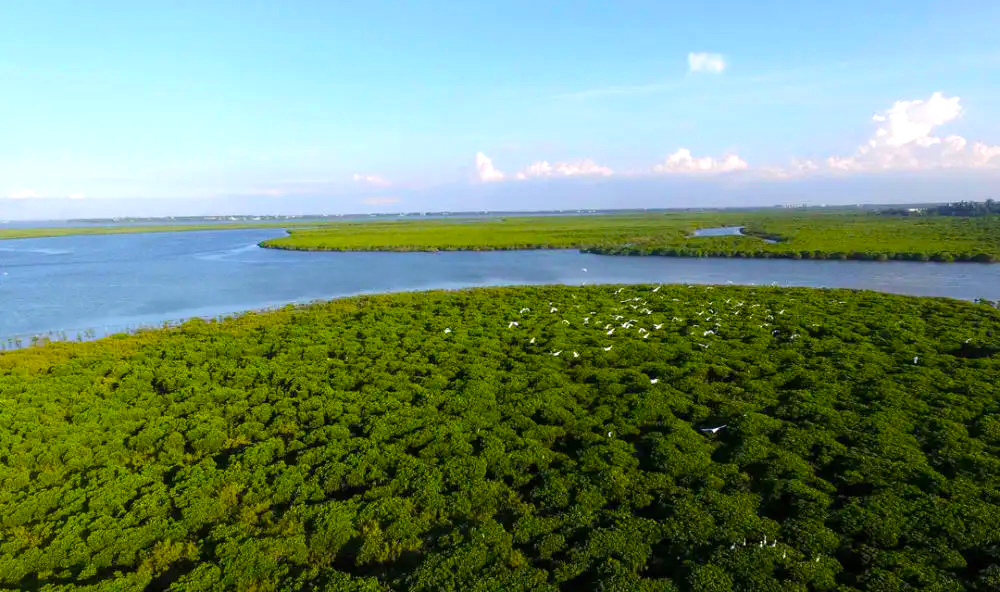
[6,189,42,199]
[652,149,748,174]
[688,52,726,74]
[554,81,685,100]
[352,173,391,187]
[361,196,400,205]
[516,159,613,179]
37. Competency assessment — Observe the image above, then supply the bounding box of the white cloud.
[475,152,505,182]
[825,92,1000,172]
[352,173,391,187]
[68,192,85,199]
[360,196,400,205]
[515,159,614,179]
[688,52,726,74]
[6,189,42,199]
[652,149,748,174]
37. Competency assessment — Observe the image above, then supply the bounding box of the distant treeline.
[881,199,1000,217]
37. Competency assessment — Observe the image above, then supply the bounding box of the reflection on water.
[2,228,999,343]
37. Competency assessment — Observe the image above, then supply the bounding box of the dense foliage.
[260,212,1000,263]
[2,285,999,591]
[882,200,1000,217]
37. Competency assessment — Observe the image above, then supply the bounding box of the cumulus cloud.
[360,196,400,205]
[652,149,748,174]
[6,189,42,199]
[826,92,1000,172]
[353,173,391,187]
[475,152,505,182]
[688,52,726,74]
[515,159,614,179]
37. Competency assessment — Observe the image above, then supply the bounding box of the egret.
[551,351,562,356]
[607,328,615,336]
[520,307,530,313]
[550,307,558,313]
[508,321,519,328]
[652,286,660,292]
[699,424,727,434]
[696,343,710,349]
[602,345,613,351]
[672,317,683,322]
[607,431,613,437]
[444,328,452,334]
[562,319,570,325]
[782,551,787,560]
[529,337,536,344]
[643,333,650,339]
[654,324,663,330]
[583,317,590,324]
[573,351,579,358]
[913,356,919,364]
[650,378,658,384]
[703,330,715,336]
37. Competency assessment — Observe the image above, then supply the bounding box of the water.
[2,228,998,343]
[693,225,777,243]
[692,226,746,237]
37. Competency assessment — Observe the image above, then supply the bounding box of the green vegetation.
[2,284,999,590]
[260,211,1000,262]
[0,222,321,241]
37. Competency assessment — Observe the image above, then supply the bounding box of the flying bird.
[602,345,613,351]
[443,328,451,334]
[508,321,519,328]
[573,351,579,358]
[650,378,658,384]
[529,337,536,344]
[699,424,727,434]
[551,351,562,356]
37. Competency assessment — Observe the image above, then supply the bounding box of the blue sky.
[2,1,999,218]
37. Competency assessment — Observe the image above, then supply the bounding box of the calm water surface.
[2,229,998,342]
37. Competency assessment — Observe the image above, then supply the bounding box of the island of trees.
[259,207,1000,263]
[1,285,998,590]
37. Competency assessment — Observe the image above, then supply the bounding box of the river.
[1,228,998,344]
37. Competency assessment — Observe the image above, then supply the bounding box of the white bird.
[607,328,615,336]
[573,351,579,358]
[782,551,787,560]
[653,286,660,292]
[643,333,650,339]
[913,356,919,364]
[583,317,590,324]
[551,350,562,356]
[508,321,519,328]
[519,307,530,313]
[562,319,570,325]
[703,330,715,336]
[444,328,451,334]
[550,307,558,313]
[699,424,727,434]
[529,337,536,344]
[607,431,613,437]
[672,317,683,322]
[778,310,785,315]
[654,324,663,330]
[650,378,658,384]
[696,343,710,349]
[581,268,587,272]
[790,334,799,340]
[602,345,613,351]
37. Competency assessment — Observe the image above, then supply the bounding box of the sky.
[2,1,999,219]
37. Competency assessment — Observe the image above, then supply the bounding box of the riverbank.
[260,211,1000,263]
